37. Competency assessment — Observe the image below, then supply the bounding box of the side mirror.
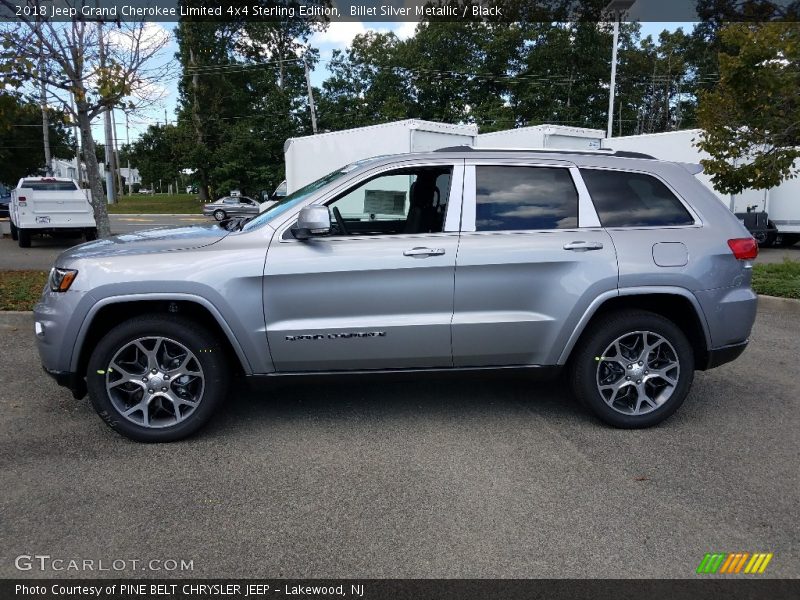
[293,205,331,240]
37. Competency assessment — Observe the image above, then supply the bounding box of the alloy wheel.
[595,330,680,416]
[105,336,205,428]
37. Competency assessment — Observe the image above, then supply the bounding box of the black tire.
[84,228,97,241]
[10,221,18,241]
[754,220,777,248]
[213,209,226,221]
[17,227,31,248]
[570,310,694,428]
[86,314,229,442]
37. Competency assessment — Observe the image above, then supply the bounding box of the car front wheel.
[570,310,694,428]
[87,314,228,442]
[213,209,226,221]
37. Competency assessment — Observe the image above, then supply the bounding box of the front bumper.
[43,366,87,399]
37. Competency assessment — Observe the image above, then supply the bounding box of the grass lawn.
[0,270,48,311]
[0,260,798,312]
[107,193,204,214]
[751,259,800,299]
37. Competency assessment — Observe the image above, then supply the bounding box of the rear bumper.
[43,366,87,399]
[704,341,748,370]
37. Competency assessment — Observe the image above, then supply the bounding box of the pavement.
[0,298,797,579]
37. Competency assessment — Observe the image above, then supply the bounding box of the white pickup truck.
[9,177,97,248]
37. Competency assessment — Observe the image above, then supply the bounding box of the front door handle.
[563,241,604,252]
[403,247,446,257]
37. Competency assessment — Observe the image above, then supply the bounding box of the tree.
[1,1,171,236]
[127,124,186,191]
[0,91,74,184]
[696,23,800,194]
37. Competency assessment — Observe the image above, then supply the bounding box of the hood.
[57,224,230,262]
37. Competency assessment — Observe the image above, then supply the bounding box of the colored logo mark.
[696,552,773,574]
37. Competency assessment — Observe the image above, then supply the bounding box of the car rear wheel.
[9,221,18,241]
[87,315,229,442]
[213,209,226,221]
[84,228,97,241]
[17,227,31,248]
[570,310,694,428]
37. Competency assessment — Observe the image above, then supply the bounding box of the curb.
[0,311,31,327]
[757,294,800,312]
[110,214,206,217]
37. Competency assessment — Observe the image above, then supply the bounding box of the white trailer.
[283,119,478,193]
[603,130,800,246]
[475,125,604,150]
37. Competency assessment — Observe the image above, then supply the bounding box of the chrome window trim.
[274,159,465,243]
[576,165,704,228]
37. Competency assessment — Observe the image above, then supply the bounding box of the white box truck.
[475,125,604,150]
[9,177,97,248]
[603,130,800,247]
[283,119,478,193]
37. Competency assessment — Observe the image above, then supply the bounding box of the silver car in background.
[34,148,758,442]
[203,196,262,221]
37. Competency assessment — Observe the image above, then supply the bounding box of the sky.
[97,20,692,148]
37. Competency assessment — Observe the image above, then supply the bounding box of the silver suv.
[34,148,758,442]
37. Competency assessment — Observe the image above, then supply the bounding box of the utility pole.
[303,55,318,134]
[125,111,132,196]
[36,25,51,174]
[604,0,636,139]
[97,18,116,203]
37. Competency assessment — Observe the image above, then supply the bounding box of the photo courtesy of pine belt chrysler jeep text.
[33,148,758,442]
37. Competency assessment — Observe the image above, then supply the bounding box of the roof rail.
[433,145,656,160]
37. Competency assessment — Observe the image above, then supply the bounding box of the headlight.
[49,268,78,292]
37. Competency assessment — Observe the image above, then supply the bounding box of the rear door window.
[475,166,578,231]
[580,169,694,227]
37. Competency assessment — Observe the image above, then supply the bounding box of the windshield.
[241,168,348,231]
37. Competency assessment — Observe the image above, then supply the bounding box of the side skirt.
[245,364,563,388]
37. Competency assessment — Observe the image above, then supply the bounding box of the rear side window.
[580,169,694,227]
[20,180,78,191]
[475,166,578,231]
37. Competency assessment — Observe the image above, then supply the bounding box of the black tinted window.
[580,169,694,227]
[21,180,77,191]
[475,166,578,231]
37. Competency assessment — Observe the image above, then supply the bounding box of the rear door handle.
[404,247,445,257]
[563,241,604,251]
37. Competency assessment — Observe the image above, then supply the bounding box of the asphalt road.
[0,298,797,579]
[1,215,799,271]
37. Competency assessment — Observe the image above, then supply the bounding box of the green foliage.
[127,124,186,190]
[0,91,74,185]
[751,260,800,299]
[697,24,800,194]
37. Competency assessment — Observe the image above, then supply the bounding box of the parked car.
[9,177,96,247]
[202,196,262,221]
[0,192,10,219]
[34,148,758,442]
[138,188,154,195]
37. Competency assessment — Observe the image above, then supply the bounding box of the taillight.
[728,238,758,261]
